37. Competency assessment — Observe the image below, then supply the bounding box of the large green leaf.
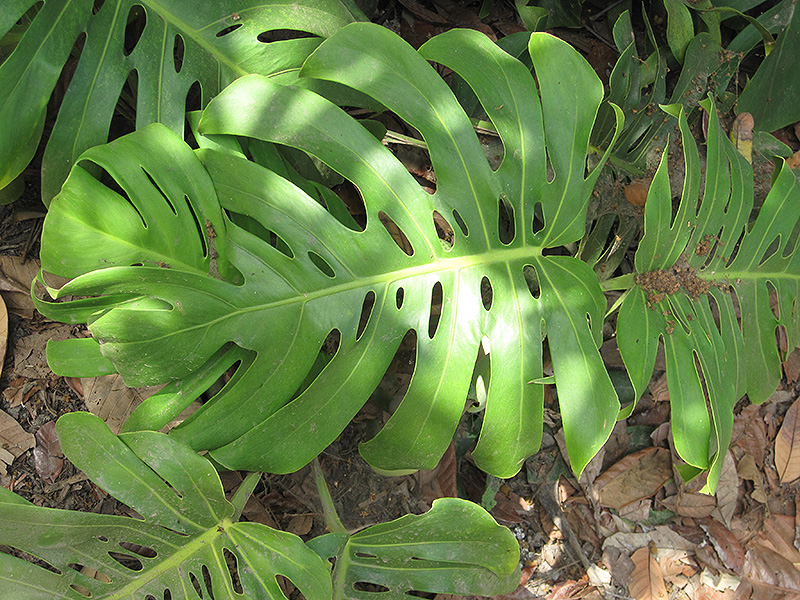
[37,24,622,478]
[0,0,363,202]
[0,413,518,599]
[617,99,800,492]
[308,498,519,600]
[0,412,331,599]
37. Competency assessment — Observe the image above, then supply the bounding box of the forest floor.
[3,2,800,599]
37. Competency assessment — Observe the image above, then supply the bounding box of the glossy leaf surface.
[0,0,362,202]
[618,99,800,492]
[0,412,331,599]
[38,24,621,478]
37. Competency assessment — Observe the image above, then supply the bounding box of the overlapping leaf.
[0,412,518,599]
[0,412,331,599]
[37,23,622,478]
[618,99,800,492]
[0,0,363,202]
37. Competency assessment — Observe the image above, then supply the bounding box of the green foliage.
[0,0,363,203]
[618,99,800,492]
[37,23,623,479]
[0,412,518,599]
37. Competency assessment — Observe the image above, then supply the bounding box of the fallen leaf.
[624,179,650,207]
[418,441,457,507]
[0,256,43,318]
[286,514,313,535]
[629,546,668,600]
[13,326,74,380]
[710,452,738,527]
[0,409,35,476]
[783,348,800,383]
[595,447,672,509]
[675,489,716,518]
[33,421,63,483]
[743,545,800,593]
[775,397,800,483]
[700,519,745,574]
[82,374,162,434]
[731,404,768,468]
[603,526,696,555]
[736,454,768,504]
[755,515,800,567]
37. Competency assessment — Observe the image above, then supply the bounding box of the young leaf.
[38,24,623,479]
[0,0,364,203]
[0,412,331,600]
[618,98,800,492]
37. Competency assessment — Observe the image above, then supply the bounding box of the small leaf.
[33,421,63,484]
[629,546,668,600]
[775,397,800,483]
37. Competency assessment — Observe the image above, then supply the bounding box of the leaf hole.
[173,34,185,73]
[498,195,515,244]
[432,210,454,251]
[452,209,469,236]
[396,287,405,310]
[123,5,146,56]
[3,549,59,576]
[227,211,294,258]
[290,330,340,399]
[163,589,172,600]
[308,251,335,278]
[370,330,416,418]
[202,564,215,599]
[378,211,414,256]
[92,0,105,14]
[532,201,544,234]
[215,23,242,37]
[185,80,202,113]
[758,235,780,267]
[145,596,156,600]
[277,575,303,600]
[354,552,377,558]
[141,168,177,215]
[185,195,208,259]
[406,590,435,598]
[724,228,746,266]
[108,551,143,571]
[109,69,138,141]
[523,265,540,298]
[354,582,390,592]
[96,536,108,543]
[480,275,494,311]
[467,338,490,413]
[428,281,443,339]
[70,584,92,598]
[119,541,157,558]
[331,180,366,231]
[768,282,780,319]
[257,29,317,43]
[78,161,145,228]
[189,572,203,598]
[782,217,800,258]
[357,291,376,341]
[223,548,243,594]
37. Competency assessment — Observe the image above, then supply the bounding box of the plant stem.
[314,457,347,534]
[230,472,261,521]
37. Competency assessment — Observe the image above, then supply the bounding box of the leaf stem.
[314,457,347,534]
[230,472,261,521]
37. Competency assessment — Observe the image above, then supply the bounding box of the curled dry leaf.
[736,454,768,504]
[775,397,800,483]
[624,179,650,207]
[628,546,668,600]
[731,404,767,468]
[594,447,672,509]
[699,519,745,575]
[743,545,800,593]
[0,409,35,476]
[33,421,63,483]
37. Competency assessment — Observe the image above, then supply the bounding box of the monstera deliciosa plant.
[0,412,519,598]
[0,0,365,203]
[32,20,800,497]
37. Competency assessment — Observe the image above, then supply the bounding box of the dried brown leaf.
[743,545,800,594]
[676,490,716,518]
[0,409,35,476]
[595,447,672,509]
[82,374,161,434]
[783,348,800,384]
[418,441,457,507]
[625,180,650,207]
[736,454,767,504]
[286,514,313,535]
[755,515,800,566]
[711,452,738,527]
[33,421,63,483]
[775,398,800,483]
[700,519,745,574]
[731,404,768,469]
[13,325,74,380]
[629,546,668,600]
[0,256,54,318]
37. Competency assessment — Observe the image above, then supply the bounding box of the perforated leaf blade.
[308,498,520,600]
[617,99,800,492]
[0,0,362,203]
[38,24,622,479]
[0,412,331,600]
